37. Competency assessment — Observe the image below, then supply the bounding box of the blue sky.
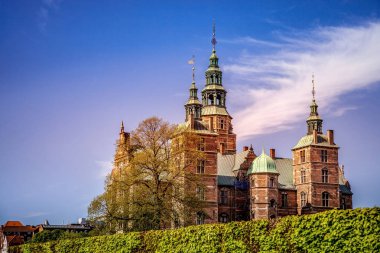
[1,0,379,225]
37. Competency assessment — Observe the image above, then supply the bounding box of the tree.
[88,117,205,232]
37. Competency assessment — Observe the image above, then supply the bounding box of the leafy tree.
[88,117,205,232]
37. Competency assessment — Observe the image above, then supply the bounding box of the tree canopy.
[88,117,204,233]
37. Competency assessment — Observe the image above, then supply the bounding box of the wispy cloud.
[23,211,49,218]
[224,22,380,139]
[38,0,63,32]
[95,160,112,178]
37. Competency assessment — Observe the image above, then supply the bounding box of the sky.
[1,0,379,225]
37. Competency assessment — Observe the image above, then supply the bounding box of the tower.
[248,149,279,219]
[184,59,202,122]
[112,121,130,176]
[201,22,236,154]
[292,76,340,214]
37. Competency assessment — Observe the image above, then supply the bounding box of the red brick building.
[112,25,352,224]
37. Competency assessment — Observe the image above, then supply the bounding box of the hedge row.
[11,208,380,253]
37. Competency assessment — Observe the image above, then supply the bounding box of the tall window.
[220,189,228,205]
[322,169,328,183]
[281,192,288,207]
[301,170,306,183]
[321,150,328,162]
[220,119,225,129]
[196,212,205,225]
[197,160,205,174]
[219,213,229,223]
[269,178,275,188]
[196,186,205,201]
[197,138,205,151]
[300,150,306,163]
[322,192,329,207]
[301,192,307,207]
[270,199,276,208]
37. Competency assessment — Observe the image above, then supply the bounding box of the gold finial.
[188,55,195,82]
[211,20,217,50]
[312,73,316,101]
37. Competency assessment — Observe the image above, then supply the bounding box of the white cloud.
[224,22,380,139]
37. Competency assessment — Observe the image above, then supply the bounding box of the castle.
[113,25,353,225]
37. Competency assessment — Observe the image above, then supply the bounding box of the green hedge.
[10,208,380,253]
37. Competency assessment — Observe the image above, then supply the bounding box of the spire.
[120,121,124,133]
[184,56,202,121]
[307,74,323,134]
[211,20,217,51]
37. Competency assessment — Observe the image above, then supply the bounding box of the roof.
[339,184,353,195]
[186,98,202,105]
[217,150,250,186]
[201,106,230,116]
[275,158,295,189]
[248,150,278,174]
[293,134,339,150]
[4,221,24,227]
[42,224,92,231]
[201,84,225,91]
[177,119,217,135]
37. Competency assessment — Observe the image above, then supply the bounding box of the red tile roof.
[4,221,24,227]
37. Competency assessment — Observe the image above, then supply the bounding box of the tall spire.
[211,20,217,51]
[307,74,323,134]
[184,56,202,121]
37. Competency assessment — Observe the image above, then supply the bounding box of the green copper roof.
[248,150,278,174]
[292,134,339,150]
[186,98,202,105]
[201,106,230,116]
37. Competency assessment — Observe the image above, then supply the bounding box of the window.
[322,169,328,183]
[219,119,225,129]
[269,178,275,188]
[219,213,229,223]
[341,197,346,210]
[197,160,205,174]
[270,199,276,208]
[301,192,307,207]
[216,94,221,105]
[208,94,214,105]
[197,138,205,151]
[196,212,205,225]
[196,186,205,201]
[300,150,306,163]
[301,170,306,183]
[281,192,288,207]
[220,189,228,205]
[321,150,328,162]
[322,192,329,207]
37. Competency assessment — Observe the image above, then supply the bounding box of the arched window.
[216,94,221,105]
[196,212,205,225]
[322,192,329,207]
[219,213,229,223]
[322,168,328,183]
[208,94,214,105]
[301,192,307,207]
[270,199,276,208]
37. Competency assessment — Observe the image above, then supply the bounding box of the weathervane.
[211,20,217,50]
[312,73,316,101]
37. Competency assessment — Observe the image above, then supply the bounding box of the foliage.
[88,117,205,233]
[29,230,88,243]
[10,207,380,253]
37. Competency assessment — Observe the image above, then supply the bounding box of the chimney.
[243,146,249,151]
[190,113,195,130]
[270,148,276,159]
[327,130,334,145]
[209,117,214,132]
[313,129,318,144]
